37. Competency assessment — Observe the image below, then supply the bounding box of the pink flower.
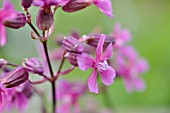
[62,0,113,17]
[57,80,86,113]
[112,22,131,48]
[77,34,116,93]
[0,82,31,112]
[0,1,16,47]
[93,0,113,17]
[115,46,149,92]
[33,0,58,7]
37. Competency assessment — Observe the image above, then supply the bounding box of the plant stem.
[42,41,56,113]
[27,22,41,37]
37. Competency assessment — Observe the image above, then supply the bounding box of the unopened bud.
[36,8,54,30]
[62,36,83,54]
[0,67,29,88]
[85,34,115,49]
[21,0,33,9]
[67,53,78,66]
[62,0,91,12]
[3,12,27,29]
[23,58,43,75]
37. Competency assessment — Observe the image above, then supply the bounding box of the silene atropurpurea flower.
[77,34,116,93]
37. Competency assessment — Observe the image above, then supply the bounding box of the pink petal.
[15,93,28,110]
[123,78,133,93]
[0,25,6,47]
[100,66,116,85]
[132,77,146,91]
[103,43,113,60]
[112,22,121,37]
[94,0,113,17]
[96,34,105,60]
[58,102,71,113]
[77,53,94,71]
[121,29,131,42]
[136,58,149,73]
[88,68,98,93]
[57,0,70,6]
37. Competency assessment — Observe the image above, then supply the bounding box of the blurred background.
[0,0,170,113]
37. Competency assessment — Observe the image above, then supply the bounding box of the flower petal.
[96,34,105,60]
[103,43,113,60]
[123,78,133,93]
[136,58,149,73]
[94,0,113,17]
[100,66,116,85]
[132,77,146,92]
[88,68,98,93]
[0,25,6,47]
[15,92,28,110]
[77,53,94,71]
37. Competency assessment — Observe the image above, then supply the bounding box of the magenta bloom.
[77,34,116,93]
[93,0,113,17]
[33,0,58,7]
[0,82,30,112]
[112,22,131,48]
[0,1,16,47]
[115,46,149,92]
[57,80,86,113]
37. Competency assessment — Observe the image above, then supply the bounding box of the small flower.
[0,66,29,88]
[0,1,16,46]
[57,79,86,113]
[33,0,58,7]
[77,34,116,93]
[115,46,149,92]
[22,58,43,75]
[112,22,132,48]
[62,0,114,17]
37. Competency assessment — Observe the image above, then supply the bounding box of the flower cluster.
[0,0,149,113]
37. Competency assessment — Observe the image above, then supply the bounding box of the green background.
[0,0,170,113]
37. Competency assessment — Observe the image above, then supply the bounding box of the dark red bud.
[3,12,27,29]
[0,67,29,88]
[85,34,115,49]
[23,58,43,75]
[21,0,33,8]
[36,8,54,30]
[62,0,91,12]
[67,53,78,66]
[62,36,83,54]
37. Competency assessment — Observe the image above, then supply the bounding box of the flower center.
[96,60,108,71]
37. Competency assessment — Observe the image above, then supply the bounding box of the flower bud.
[36,7,54,30]
[67,53,78,66]
[3,12,27,29]
[0,67,29,88]
[62,0,91,12]
[85,34,115,49]
[21,0,33,8]
[0,58,8,69]
[23,58,43,75]
[62,36,83,54]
